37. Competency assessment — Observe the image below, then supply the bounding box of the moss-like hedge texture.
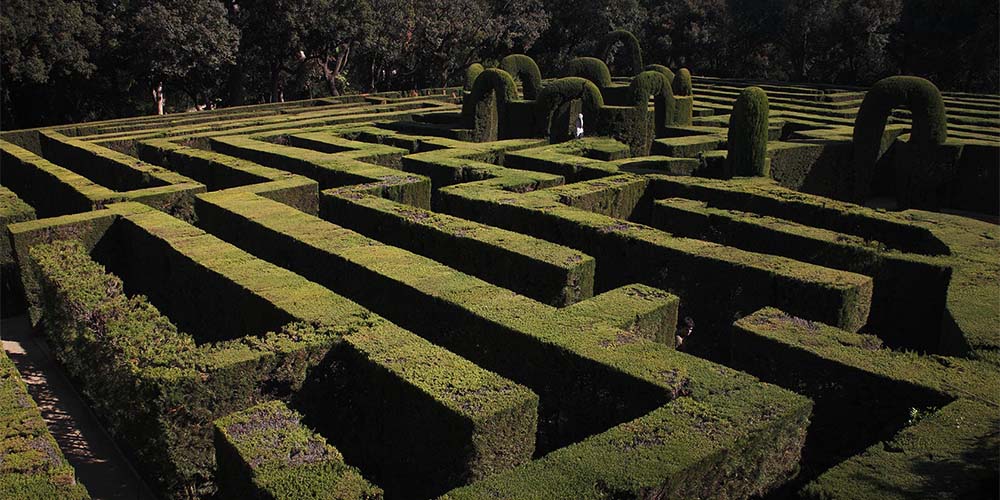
[629,69,676,137]
[600,30,643,76]
[214,400,382,499]
[727,86,771,177]
[644,64,675,84]
[499,54,542,100]
[673,68,693,96]
[461,68,519,141]
[851,76,948,204]
[0,350,90,499]
[0,186,36,317]
[564,57,612,88]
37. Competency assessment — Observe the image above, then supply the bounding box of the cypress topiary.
[499,54,543,100]
[644,64,675,85]
[673,68,693,96]
[465,63,485,91]
[727,86,770,177]
[601,30,644,76]
[851,76,948,203]
[565,57,612,88]
[462,68,518,141]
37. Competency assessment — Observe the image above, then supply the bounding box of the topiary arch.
[851,76,948,202]
[465,63,485,91]
[628,70,676,136]
[462,68,519,142]
[535,77,605,142]
[564,57,612,88]
[499,54,543,100]
[601,30,644,77]
[643,64,675,85]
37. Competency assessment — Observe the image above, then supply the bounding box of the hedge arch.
[565,57,612,88]
[465,63,485,91]
[644,64,675,85]
[462,68,519,141]
[673,68,693,96]
[601,30,644,76]
[851,76,948,202]
[499,54,543,100]
[536,77,605,142]
[629,70,676,135]
[727,86,770,177]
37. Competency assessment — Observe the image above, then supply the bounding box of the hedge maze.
[1,43,997,499]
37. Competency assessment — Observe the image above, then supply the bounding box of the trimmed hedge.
[564,57,612,88]
[629,70,676,136]
[673,68,693,97]
[732,308,997,496]
[600,30,643,76]
[319,190,596,306]
[535,77,605,142]
[25,207,539,498]
[1,187,35,317]
[214,400,382,499]
[644,64,675,84]
[0,140,124,217]
[461,68,519,141]
[464,63,485,91]
[851,76,948,203]
[0,350,90,499]
[727,87,770,177]
[499,54,542,100]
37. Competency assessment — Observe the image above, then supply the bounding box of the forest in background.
[2,0,997,130]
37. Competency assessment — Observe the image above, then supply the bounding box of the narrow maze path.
[2,314,156,500]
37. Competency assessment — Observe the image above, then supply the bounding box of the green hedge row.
[0,140,123,217]
[208,135,430,209]
[23,204,539,498]
[0,187,35,316]
[0,350,89,499]
[192,187,818,498]
[214,400,382,499]
[732,308,997,498]
[319,189,596,306]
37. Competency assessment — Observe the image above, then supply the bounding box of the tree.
[0,0,101,127]
[123,0,239,112]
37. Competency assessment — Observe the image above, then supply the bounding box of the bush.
[727,86,770,177]
[464,63,484,91]
[673,68,693,96]
[564,57,612,88]
[600,30,643,76]
[851,76,948,203]
[499,54,542,100]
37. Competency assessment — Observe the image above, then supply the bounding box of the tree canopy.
[1,0,996,129]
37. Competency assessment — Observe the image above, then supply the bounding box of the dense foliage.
[1,0,996,129]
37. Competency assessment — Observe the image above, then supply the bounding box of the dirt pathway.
[2,314,157,500]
